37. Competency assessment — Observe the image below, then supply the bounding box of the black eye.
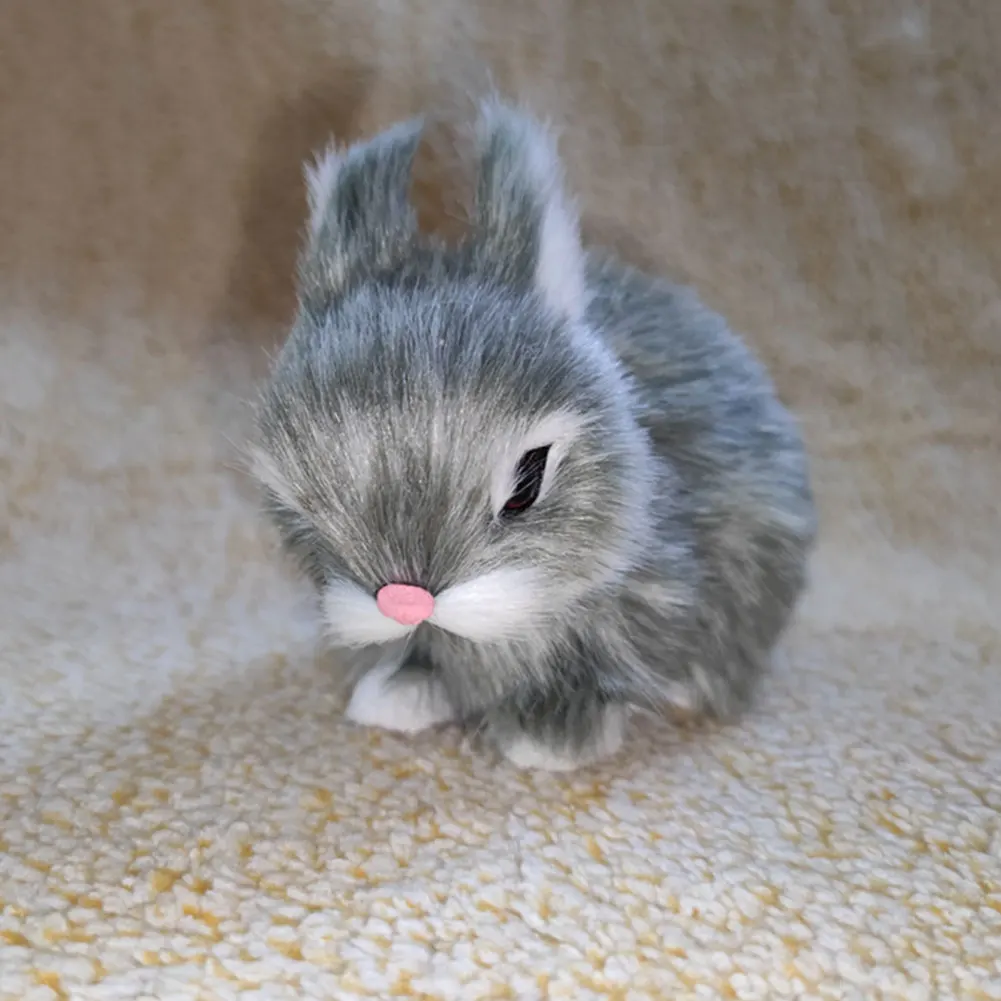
[501,445,551,516]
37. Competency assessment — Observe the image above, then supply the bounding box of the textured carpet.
[1,2,1000,999]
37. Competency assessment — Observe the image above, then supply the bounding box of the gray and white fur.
[249,98,817,771]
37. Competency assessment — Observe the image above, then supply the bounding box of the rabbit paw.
[498,704,628,772]
[346,658,456,735]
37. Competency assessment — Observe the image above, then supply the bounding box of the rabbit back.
[583,251,818,714]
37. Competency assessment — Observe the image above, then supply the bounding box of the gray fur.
[250,99,817,769]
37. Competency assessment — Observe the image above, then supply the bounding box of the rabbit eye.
[501,445,551,516]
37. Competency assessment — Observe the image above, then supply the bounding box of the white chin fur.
[501,706,629,772]
[345,656,456,735]
[430,567,550,642]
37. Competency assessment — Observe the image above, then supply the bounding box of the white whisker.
[322,579,414,647]
[432,567,551,642]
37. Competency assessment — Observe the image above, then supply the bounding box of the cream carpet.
[1,2,999,999]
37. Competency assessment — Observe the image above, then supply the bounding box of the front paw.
[345,657,456,735]
[495,704,629,773]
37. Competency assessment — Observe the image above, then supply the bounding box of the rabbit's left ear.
[471,98,587,324]
[298,117,425,306]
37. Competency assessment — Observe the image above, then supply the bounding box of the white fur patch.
[535,189,587,322]
[246,444,305,514]
[431,567,551,642]
[489,410,589,517]
[661,683,700,714]
[304,141,345,240]
[345,657,456,734]
[476,98,587,322]
[323,579,415,648]
[501,706,628,772]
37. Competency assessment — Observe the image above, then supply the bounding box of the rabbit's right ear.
[471,98,587,324]
[298,117,425,306]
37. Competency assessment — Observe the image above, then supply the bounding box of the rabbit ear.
[298,117,425,304]
[471,98,587,323]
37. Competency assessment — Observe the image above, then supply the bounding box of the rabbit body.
[250,100,817,771]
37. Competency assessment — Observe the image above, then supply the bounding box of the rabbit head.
[250,99,654,653]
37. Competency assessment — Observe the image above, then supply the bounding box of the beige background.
[1,2,998,998]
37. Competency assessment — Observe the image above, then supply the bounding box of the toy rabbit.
[248,97,817,771]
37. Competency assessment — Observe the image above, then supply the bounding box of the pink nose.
[375,583,435,626]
